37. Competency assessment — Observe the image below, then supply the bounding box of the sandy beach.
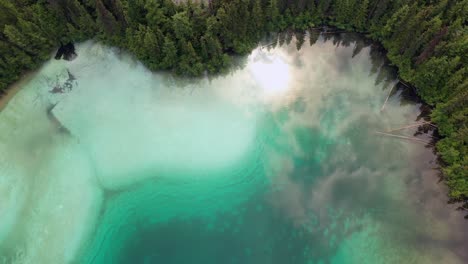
[0,72,36,112]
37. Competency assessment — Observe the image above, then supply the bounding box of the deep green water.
[0,34,467,264]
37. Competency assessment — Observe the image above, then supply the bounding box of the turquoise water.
[0,34,467,264]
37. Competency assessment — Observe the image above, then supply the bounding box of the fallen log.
[374,131,432,145]
[381,85,396,112]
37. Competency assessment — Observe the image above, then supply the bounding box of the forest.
[0,0,466,211]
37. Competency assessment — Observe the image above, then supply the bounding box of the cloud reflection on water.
[0,33,467,264]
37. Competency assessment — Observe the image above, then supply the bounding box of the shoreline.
[0,71,36,112]
[0,35,465,215]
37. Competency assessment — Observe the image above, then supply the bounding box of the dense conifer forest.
[0,0,466,211]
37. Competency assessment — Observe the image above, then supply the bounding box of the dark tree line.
[0,0,466,210]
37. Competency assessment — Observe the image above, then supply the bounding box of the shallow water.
[0,34,467,264]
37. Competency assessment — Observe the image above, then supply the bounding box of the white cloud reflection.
[249,49,290,94]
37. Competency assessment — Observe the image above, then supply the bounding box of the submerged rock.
[48,69,77,94]
[46,103,71,135]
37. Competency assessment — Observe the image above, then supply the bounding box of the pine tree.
[96,0,120,36]
[317,0,333,17]
[28,2,67,43]
[103,0,127,29]
[142,27,161,70]
[251,0,264,38]
[177,41,202,76]
[295,31,305,50]
[0,0,19,30]
[309,31,319,46]
[214,7,232,48]
[353,0,369,31]
[205,16,219,36]
[200,33,226,72]
[161,35,177,69]
[145,1,167,30]
[266,0,280,32]
[127,0,146,26]
[172,11,193,42]
[305,0,316,15]
[3,18,52,58]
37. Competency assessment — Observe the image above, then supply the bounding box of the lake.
[0,33,467,264]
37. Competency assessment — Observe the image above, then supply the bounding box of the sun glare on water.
[249,50,290,93]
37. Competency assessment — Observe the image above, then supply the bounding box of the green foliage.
[144,1,167,29]
[160,35,177,69]
[177,41,203,76]
[0,0,466,209]
[126,25,163,70]
[266,0,280,32]
[353,0,369,31]
[172,11,192,42]
[412,56,461,104]
[96,0,121,38]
